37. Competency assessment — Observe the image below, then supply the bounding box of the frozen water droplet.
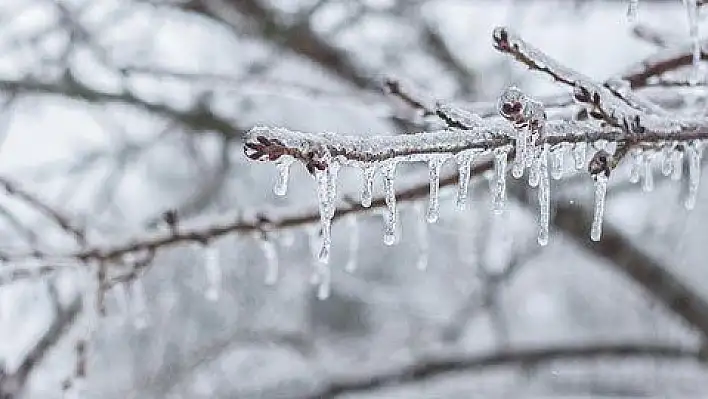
[361,165,376,208]
[381,161,399,245]
[591,173,609,242]
[427,157,446,223]
[538,144,551,246]
[345,215,359,273]
[492,147,509,214]
[203,246,222,301]
[273,158,293,196]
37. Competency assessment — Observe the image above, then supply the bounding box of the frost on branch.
[243,26,708,279]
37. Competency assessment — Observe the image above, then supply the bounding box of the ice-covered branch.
[303,342,706,399]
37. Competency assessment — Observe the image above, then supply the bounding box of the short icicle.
[492,147,509,214]
[685,141,703,210]
[538,144,551,246]
[415,202,429,271]
[661,145,674,177]
[381,161,399,245]
[573,142,586,170]
[456,152,473,210]
[629,149,643,184]
[273,157,294,196]
[427,157,446,223]
[642,153,654,192]
[203,245,222,301]
[671,149,684,181]
[550,144,565,180]
[361,164,376,208]
[591,173,609,242]
[512,128,528,179]
[528,148,541,188]
[260,238,279,285]
[345,215,359,273]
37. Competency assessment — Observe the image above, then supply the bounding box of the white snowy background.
[1,0,708,398]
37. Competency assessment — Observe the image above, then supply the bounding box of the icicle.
[427,157,445,223]
[685,141,703,210]
[456,152,473,210]
[112,284,130,323]
[642,153,654,192]
[130,280,149,330]
[629,149,643,183]
[512,128,528,179]
[203,246,222,301]
[345,215,359,273]
[415,203,429,271]
[361,165,376,208]
[273,157,293,196]
[538,144,551,246]
[627,0,639,22]
[492,147,509,214]
[381,161,399,245]
[685,0,701,84]
[315,160,340,263]
[661,145,674,177]
[591,173,609,242]
[260,239,279,285]
[528,148,541,188]
[671,149,684,181]
[550,145,565,180]
[573,142,586,170]
[279,230,296,248]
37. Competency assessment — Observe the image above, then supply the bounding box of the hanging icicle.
[361,164,376,208]
[591,173,609,242]
[629,149,643,184]
[627,0,639,22]
[671,149,684,181]
[685,140,703,210]
[538,144,551,246]
[455,151,474,210]
[203,245,222,301]
[685,0,701,84]
[550,144,565,180]
[381,161,399,245]
[315,160,340,263]
[427,157,446,223]
[661,145,674,177]
[492,147,509,214]
[528,148,541,188]
[512,128,528,179]
[573,142,587,170]
[345,215,359,273]
[415,202,429,271]
[642,153,655,192]
[273,157,294,196]
[260,238,279,285]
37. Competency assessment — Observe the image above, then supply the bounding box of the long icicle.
[538,144,551,246]
[315,161,340,264]
[381,161,399,245]
[591,173,609,242]
[427,157,445,223]
[492,147,509,214]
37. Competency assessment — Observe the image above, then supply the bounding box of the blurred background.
[1,0,708,398]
